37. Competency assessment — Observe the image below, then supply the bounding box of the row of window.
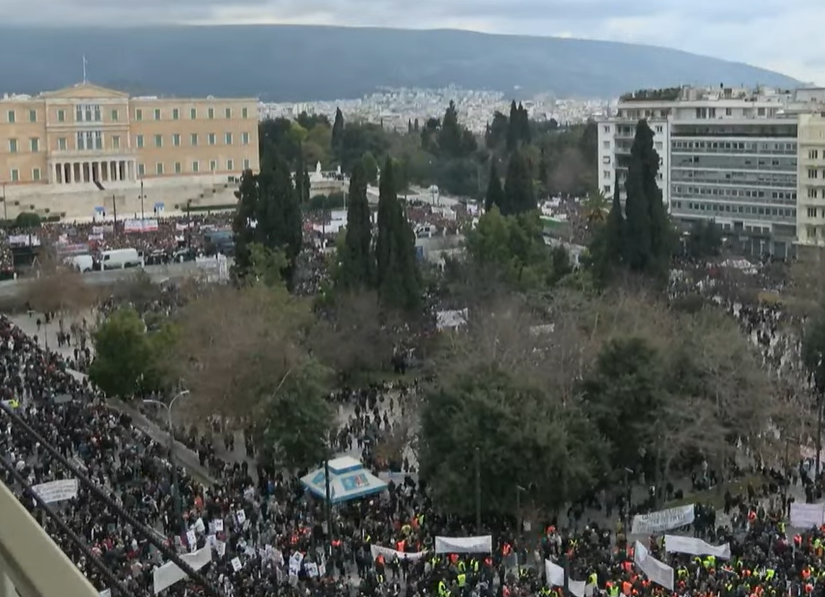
[134,106,250,122]
[672,200,796,219]
[805,208,825,219]
[134,132,250,149]
[672,155,797,169]
[136,158,250,177]
[671,185,797,202]
[3,131,251,153]
[5,157,251,182]
[672,140,797,152]
[4,105,252,124]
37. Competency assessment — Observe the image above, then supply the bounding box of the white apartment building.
[797,113,825,256]
[597,96,671,207]
[599,86,800,257]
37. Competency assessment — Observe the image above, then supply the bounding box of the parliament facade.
[0,82,259,190]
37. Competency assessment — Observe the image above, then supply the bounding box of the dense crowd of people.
[2,198,825,597]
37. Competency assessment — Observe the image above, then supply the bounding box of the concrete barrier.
[0,261,220,299]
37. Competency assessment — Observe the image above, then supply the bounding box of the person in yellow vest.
[457,572,467,588]
[438,580,448,597]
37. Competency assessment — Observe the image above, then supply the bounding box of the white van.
[68,254,94,273]
[99,248,143,270]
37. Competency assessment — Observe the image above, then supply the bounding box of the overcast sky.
[3,0,821,85]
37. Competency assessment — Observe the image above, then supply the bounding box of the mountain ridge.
[0,25,801,101]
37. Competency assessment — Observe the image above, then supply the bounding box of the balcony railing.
[0,480,99,597]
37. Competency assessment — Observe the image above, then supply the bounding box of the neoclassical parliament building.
[0,82,260,220]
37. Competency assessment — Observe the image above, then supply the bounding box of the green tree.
[623,119,670,279]
[295,147,310,205]
[803,309,825,395]
[89,307,169,398]
[259,359,335,471]
[375,157,421,311]
[233,157,303,284]
[465,207,551,289]
[587,173,625,286]
[684,220,722,259]
[419,307,607,516]
[438,100,463,158]
[506,100,519,152]
[581,337,665,471]
[503,150,535,216]
[362,151,379,184]
[484,161,505,212]
[338,162,374,289]
[331,107,345,162]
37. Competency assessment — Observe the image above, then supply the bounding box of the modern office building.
[0,82,259,219]
[599,86,804,257]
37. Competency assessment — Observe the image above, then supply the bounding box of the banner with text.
[124,219,159,233]
[634,541,674,591]
[790,502,825,528]
[370,545,428,562]
[545,560,588,597]
[434,535,493,554]
[32,479,79,504]
[631,504,695,535]
[664,535,731,559]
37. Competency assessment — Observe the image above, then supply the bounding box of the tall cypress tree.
[331,107,345,163]
[255,156,303,286]
[339,162,374,289]
[503,150,535,216]
[295,147,307,204]
[506,100,519,152]
[624,119,665,276]
[485,161,505,213]
[232,170,259,277]
[376,158,420,312]
[605,171,625,265]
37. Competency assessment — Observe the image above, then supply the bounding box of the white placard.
[289,552,304,575]
[152,545,212,594]
[664,535,731,559]
[434,535,493,554]
[790,502,825,528]
[212,519,224,532]
[634,541,674,590]
[186,530,197,547]
[231,557,242,572]
[216,541,226,558]
[305,562,319,578]
[236,510,246,525]
[32,479,79,504]
[631,504,695,535]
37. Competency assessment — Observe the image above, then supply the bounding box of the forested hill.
[0,25,801,100]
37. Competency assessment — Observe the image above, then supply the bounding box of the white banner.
[634,541,674,591]
[152,545,213,594]
[791,502,825,528]
[664,535,731,559]
[370,544,428,562]
[32,479,79,504]
[434,535,493,554]
[124,219,159,233]
[7,235,40,247]
[545,560,587,597]
[631,504,695,534]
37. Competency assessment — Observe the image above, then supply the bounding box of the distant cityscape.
[258,87,610,132]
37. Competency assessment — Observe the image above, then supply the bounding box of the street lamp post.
[144,390,190,534]
[138,178,146,221]
[1,182,6,221]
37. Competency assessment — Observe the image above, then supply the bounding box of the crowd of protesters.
[4,196,825,597]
